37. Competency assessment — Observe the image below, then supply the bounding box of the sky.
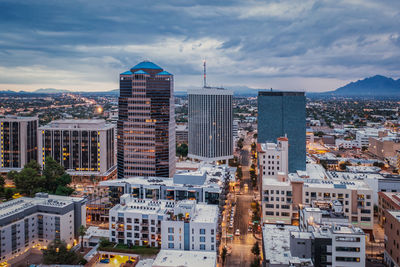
[0,0,399,93]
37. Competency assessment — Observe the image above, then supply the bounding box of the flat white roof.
[152,250,216,267]
[262,224,312,265]
[192,203,218,224]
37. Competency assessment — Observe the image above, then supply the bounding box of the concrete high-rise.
[0,116,38,171]
[118,61,175,178]
[38,119,116,180]
[257,91,306,172]
[188,87,233,162]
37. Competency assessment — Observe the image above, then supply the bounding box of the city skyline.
[1,1,400,92]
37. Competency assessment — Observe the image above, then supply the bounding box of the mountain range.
[1,75,399,97]
[315,75,400,97]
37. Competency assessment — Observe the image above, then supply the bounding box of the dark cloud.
[0,0,399,91]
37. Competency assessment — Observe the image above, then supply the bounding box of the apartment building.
[383,210,400,267]
[257,137,289,180]
[0,116,38,172]
[378,192,400,226]
[108,195,218,252]
[38,119,116,180]
[0,193,86,264]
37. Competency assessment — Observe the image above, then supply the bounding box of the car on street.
[235,229,240,236]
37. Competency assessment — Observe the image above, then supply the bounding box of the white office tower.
[188,87,233,162]
[109,195,218,252]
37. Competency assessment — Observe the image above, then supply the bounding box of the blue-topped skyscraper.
[257,91,306,172]
[117,61,175,178]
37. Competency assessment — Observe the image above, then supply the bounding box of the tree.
[236,166,243,180]
[11,167,44,197]
[176,143,188,158]
[4,188,13,200]
[99,237,113,248]
[221,246,227,265]
[43,239,86,265]
[79,225,87,252]
[251,242,260,257]
[43,157,66,193]
[25,160,42,173]
[250,257,260,267]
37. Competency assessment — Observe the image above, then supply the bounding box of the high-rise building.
[188,87,233,162]
[38,119,116,180]
[118,61,175,178]
[0,116,38,171]
[257,91,306,172]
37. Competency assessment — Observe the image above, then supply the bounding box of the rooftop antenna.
[203,59,207,88]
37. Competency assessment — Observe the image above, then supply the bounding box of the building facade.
[108,196,217,252]
[257,91,306,172]
[0,193,86,264]
[38,119,115,179]
[118,61,175,178]
[188,87,233,162]
[383,210,400,267]
[0,116,38,171]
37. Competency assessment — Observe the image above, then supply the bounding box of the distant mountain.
[316,75,400,97]
[34,88,70,94]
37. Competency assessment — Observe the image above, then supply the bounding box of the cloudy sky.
[0,0,399,92]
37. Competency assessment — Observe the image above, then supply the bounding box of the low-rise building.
[101,164,232,205]
[0,193,86,263]
[369,136,400,159]
[152,249,216,267]
[335,139,359,149]
[176,124,188,144]
[383,210,400,267]
[108,196,218,252]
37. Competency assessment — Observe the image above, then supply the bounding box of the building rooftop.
[131,61,162,70]
[120,70,133,75]
[387,210,400,223]
[262,224,313,265]
[40,119,114,130]
[83,226,109,239]
[152,250,216,267]
[0,115,38,122]
[134,70,149,75]
[157,70,172,75]
[0,193,85,223]
[112,197,218,224]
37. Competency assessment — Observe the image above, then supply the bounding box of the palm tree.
[79,225,87,252]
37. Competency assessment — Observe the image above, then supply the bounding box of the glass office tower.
[257,91,306,172]
[118,61,175,178]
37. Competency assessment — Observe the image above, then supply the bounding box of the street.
[224,132,258,267]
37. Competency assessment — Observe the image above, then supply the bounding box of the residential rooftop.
[152,249,216,267]
[387,210,400,223]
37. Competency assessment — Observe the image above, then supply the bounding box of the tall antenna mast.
[203,59,207,88]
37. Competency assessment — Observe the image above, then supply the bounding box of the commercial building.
[383,210,400,267]
[0,193,86,263]
[118,61,176,178]
[108,196,218,252]
[0,116,38,171]
[335,139,359,149]
[259,139,374,230]
[369,136,400,159]
[257,91,306,172]
[296,207,366,267]
[262,224,314,267]
[38,119,116,180]
[188,87,233,162]
[378,192,400,226]
[100,164,233,205]
[257,137,289,180]
[176,124,188,144]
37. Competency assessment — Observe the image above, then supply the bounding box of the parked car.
[235,229,240,236]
